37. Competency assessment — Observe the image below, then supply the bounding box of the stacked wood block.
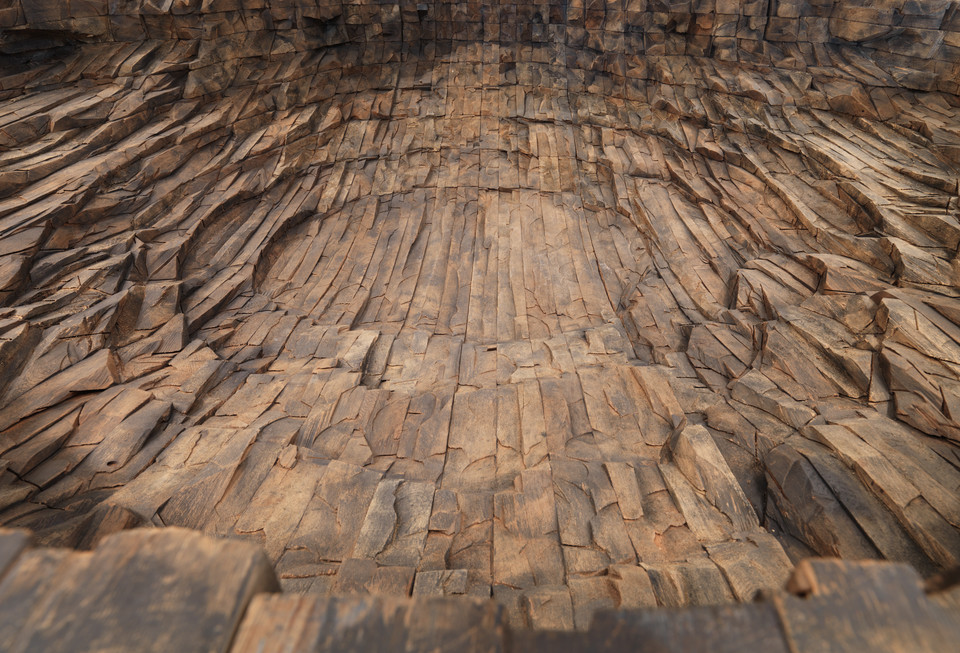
[0,528,958,651]
[1,0,960,636]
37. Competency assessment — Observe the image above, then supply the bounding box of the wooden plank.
[231,594,506,653]
[7,528,279,653]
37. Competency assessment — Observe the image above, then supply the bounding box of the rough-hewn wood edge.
[3,527,959,652]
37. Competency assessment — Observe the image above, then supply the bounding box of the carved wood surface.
[1,527,959,651]
[2,0,960,631]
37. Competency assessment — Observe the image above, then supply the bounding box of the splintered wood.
[3,0,960,633]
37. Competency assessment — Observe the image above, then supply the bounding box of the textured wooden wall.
[1,0,960,630]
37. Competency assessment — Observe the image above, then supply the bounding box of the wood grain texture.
[0,527,279,653]
[1,0,960,632]
[0,529,957,651]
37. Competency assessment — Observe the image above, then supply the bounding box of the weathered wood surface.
[0,527,279,653]
[231,594,507,653]
[0,528,958,652]
[2,0,960,633]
